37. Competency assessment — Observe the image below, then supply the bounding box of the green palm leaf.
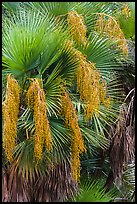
[75,2,113,15]
[43,43,79,116]
[81,124,108,151]
[17,111,72,165]
[83,34,125,76]
[2,9,66,77]
[121,163,135,201]
[2,2,21,12]
[68,177,118,202]
[27,2,76,17]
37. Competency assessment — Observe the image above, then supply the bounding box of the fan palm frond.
[27,2,76,17]
[44,76,62,117]
[2,164,31,202]
[42,43,80,116]
[50,119,72,164]
[80,124,108,151]
[68,177,118,202]
[121,163,135,201]
[17,113,72,164]
[2,2,21,12]
[2,9,67,77]
[84,33,125,76]
[33,160,78,202]
[75,2,113,15]
[3,156,77,202]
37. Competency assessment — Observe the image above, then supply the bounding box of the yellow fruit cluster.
[61,89,86,181]
[26,78,52,161]
[96,14,128,56]
[77,53,94,102]
[2,75,20,162]
[67,11,87,46]
[75,50,110,120]
[122,4,131,18]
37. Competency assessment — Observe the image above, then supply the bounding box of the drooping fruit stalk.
[67,11,87,46]
[96,13,128,56]
[61,89,86,181]
[3,75,20,162]
[26,78,52,162]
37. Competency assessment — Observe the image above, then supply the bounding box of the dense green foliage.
[2,2,135,202]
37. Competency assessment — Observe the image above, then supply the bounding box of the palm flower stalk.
[96,13,128,56]
[67,11,87,46]
[2,75,20,162]
[75,50,110,120]
[122,3,131,18]
[26,78,52,162]
[61,89,86,181]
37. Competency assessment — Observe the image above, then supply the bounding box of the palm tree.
[2,2,135,202]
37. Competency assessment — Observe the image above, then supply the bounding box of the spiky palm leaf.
[121,163,135,201]
[67,176,119,202]
[27,2,76,17]
[2,8,67,77]
[17,117,72,163]
[2,2,21,13]
[3,147,77,202]
[32,161,78,202]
